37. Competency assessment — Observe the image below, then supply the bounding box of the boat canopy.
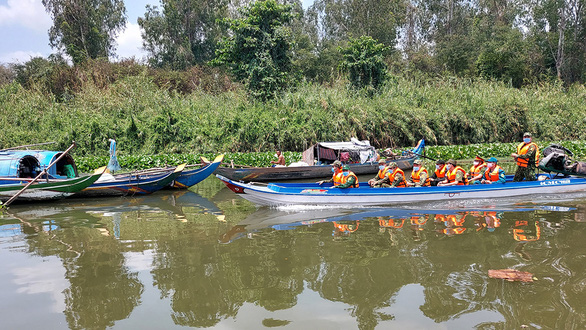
[302,138,378,165]
[0,150,78,178]
[0,151,41,178]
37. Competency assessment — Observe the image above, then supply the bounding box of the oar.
[2,142,76,208]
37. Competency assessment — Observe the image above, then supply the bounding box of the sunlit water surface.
[1,177,586,329]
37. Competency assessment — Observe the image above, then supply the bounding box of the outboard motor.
[540,144,586,176]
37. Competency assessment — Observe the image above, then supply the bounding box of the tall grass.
[0,74,584,158]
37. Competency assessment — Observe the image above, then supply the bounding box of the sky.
[0,0,314,65]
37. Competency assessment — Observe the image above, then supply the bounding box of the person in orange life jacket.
[429,159,447,186]
[385,162,407,187]
[437,159,468,186]
[468,155,487,184]
[480,157,506,184]
[317,160,343,185]
[407,159,430,187]
[511,132,540,182]
[368,158,391,187]
[332,165,359,188]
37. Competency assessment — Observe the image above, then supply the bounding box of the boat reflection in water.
[219,204,574,244]
[6,190,225,238]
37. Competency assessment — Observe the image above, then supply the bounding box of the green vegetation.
[1,70,584,163]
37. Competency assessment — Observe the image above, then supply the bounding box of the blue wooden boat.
[73,164,187,197]
[167,154,224,188]
[217,174,586,207]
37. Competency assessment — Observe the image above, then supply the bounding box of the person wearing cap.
[317,160,343,185]
[384,162,407,187]
[468,155,487,184]
[429,159,447,186]
[511,132,540,182]
[368,158,391,187]
[480,157,506,184]
[333,165,359,188]
[407,159,430,187]
[438,159,468,186]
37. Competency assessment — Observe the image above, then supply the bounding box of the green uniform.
[513,144,537,182]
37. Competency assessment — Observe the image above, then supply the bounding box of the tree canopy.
[42,0,127,64]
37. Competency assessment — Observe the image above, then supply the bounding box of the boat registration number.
[540,179,571,186]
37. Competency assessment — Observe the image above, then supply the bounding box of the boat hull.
[217,175,586,207]
[73,164,185,198]
[0,167,106,202]
[168,155,224,188]
[214,156,416,182]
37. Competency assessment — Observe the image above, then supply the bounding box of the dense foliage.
[1,70,584,158]
[212,0,297,100]
[41,0,127,64]
[339,36,389,92]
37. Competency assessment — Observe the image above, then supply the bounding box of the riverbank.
[1,75,584,158]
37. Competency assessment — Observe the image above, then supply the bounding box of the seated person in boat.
[332,165,359,188]
[368,158,391,187]
[429,159,447,186]
[480,157,506,184]
[468,155,487,184]
[270,150,286,167]
[407,159,430,187]
[437,159,468,186]
[317,160,343,185]
[385,162,407,188]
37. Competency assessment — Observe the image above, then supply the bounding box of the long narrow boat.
[72,164,186,198]
[166,154,224,188]
[214,139,422,182]
[0,166,106,202]
[217,174,586,207]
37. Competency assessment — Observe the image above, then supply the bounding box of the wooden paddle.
[2,142,77,208]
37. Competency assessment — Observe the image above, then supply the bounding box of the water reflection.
[1,186,586,329]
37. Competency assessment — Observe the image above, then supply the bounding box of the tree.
[212,0,297,100]
[339,36,389,92]
[310,0,406,48]
[42,0,126,64]
[138,0,229,69]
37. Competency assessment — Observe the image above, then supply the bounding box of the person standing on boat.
[429,159,447,186]
[270,150,286,166]
[438,159,468,186]
[407,159,430,187]
[480,157,506,184]
[468,155,487,184]
[317,160,343,185]
[368,158,391,187]
[385,162,407,187]
[511,132,539,181]
[332,165,359,188]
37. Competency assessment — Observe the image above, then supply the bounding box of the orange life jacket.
[483,211,501,228]
[410,216,427,225]
[516,142,540,167]
[333,170,344,186]
[386,168,407,187]
[513,221,541,242]
[379,218,404,228]
[435,165,447,180]
[333,221,359,233]
[446,214,465,226]
[411,167,430,186]
[445,166,468,185]
[469,163,487,179]
[340,171,359,188]
[377,166,390,179]
[483,165,504,182]
[442,227,467,235]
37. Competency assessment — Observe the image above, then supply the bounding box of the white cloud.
[0,0,52,32]
[114,22,146,60]
[0,50,45,64]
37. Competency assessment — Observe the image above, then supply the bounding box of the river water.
[1,176,586,329]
